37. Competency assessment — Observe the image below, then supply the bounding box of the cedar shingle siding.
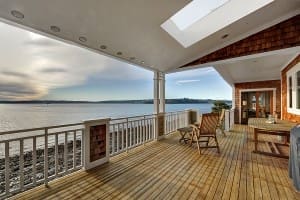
[182,15,300,67]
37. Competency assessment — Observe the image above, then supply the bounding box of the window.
[161,0,274,48]
[170,0,230,31]
[297,71,300,109]
[287,63,300,115]
[289,76,293,108]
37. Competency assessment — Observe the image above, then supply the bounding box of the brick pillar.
[83,118,110,170]
[157,113,165,139]
[188,110,198,124]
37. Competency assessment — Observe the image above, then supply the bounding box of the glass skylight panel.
[161,0,275,48]
[171,0,230,31]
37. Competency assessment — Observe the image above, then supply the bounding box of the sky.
[0,21,232,101]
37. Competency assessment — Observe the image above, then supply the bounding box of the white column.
[154,71,166,114]
[153,71,160,140]
[159,72,165,113]
[231,85,235,109]
[153,71,166,140]
[230,84,235,128]
[153,71,160,114]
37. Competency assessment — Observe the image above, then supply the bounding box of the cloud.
[167,67,216,80]
[176,79,201,85]
[25,39,61,47]
[1,71,29,78]
[0,22,152,100]
[40,68,68,73]
[167,67,216,87]
[0,80,46,100]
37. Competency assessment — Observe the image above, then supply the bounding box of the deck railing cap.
[83,118,111,124]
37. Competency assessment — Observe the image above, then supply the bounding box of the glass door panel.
[257,92,266,118]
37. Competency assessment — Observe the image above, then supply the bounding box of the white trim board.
[286,63,300,115]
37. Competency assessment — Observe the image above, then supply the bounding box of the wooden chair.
[216,109,226,136]
[190,113,220,154]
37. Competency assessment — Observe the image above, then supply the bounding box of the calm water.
[0,103,213,132]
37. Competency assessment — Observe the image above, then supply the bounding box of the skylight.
[171,0,230,31]
[161,0,274,48]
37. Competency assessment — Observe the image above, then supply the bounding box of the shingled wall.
[182,15,300,67]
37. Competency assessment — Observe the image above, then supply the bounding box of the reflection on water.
[0,103,212,132]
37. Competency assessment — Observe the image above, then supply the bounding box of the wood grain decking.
[12,125,300,200]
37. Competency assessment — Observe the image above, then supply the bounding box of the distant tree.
[211,100,230,113]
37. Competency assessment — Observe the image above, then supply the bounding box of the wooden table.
[248,118,297,158]
[177,127,193,144]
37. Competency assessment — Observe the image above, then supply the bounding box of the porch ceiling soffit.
[212,52,298,85]
[0,0,299,73]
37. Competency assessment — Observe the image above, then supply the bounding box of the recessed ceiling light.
[130,57,135,60]
[100,45,107,50]
[50,26,60,32]
[11,10,24,19]
[79,36,87,42]
[117,52,122,56]
[221,34,229,39]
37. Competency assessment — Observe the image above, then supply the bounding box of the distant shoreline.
[0,98,231,104]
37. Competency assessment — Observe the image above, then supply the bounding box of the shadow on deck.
[12,125,300,200]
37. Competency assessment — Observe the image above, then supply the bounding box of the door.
[241,91,273,124]
[256,91,273,118]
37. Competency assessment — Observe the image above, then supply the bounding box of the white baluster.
[55,134,59,176]
[126,118,129,152]
[121,123,124,151]
[130,121,133,148]
[116,124,120,153]
[64,132,68,173]
[5,141,9,196]
[19,139,24,190]
[44,128,49,186]
[112,124,115,154]
[32,137,37,185]
[81,129,84,166]
[73,131,76,169]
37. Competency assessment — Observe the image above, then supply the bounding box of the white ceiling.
[0,0,299,73]
[214,51,298,85]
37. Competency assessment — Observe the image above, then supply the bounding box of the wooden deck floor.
[12,125,300,200]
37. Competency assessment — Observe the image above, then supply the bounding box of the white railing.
[225,108,235,131]
[165,110,189,134]
[0,109,192,199]
[109,114,155,156]
[0,123,84,198]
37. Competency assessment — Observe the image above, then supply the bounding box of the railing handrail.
[164,110,189,115]
[0,128,84,143]
[0,122,84,136]
[110,113,155,121]
[0,110,190,136]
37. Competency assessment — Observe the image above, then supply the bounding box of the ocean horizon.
[0,103,213,132]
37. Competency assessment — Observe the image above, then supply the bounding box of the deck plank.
[188,135,230,199]
[11,125,300,200]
